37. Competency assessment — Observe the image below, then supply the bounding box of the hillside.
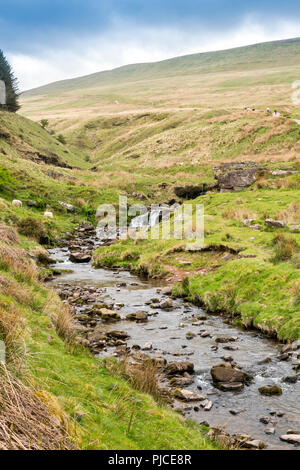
[23,38,300,96]
[0,37,300,450]
[21,38,300,133]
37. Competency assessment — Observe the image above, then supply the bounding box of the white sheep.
[43,211,53,218]
[12,199,22,207]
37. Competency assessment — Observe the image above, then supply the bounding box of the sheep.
[43,211,53,218]
[12,199,22,207]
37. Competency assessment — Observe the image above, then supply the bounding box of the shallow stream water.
[49,246,300,450]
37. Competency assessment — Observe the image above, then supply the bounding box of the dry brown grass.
[104,356,165,404]
[277,201,300,224]
[0,366,74,450]
[0,225,19,245]
[125,360,163,402]
[0,302,26,369]
[222,207,257,221]
[0,244,37,280]
[43,293,77,346]
[272,232,298,263]
[0,273,32,305]
[290,280,300,305]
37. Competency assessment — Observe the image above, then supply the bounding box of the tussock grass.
[0,366,74,450]
[105,357,165,404]
[43,293,77,347]
[290,280,300,306]
[271,232,298,263]
[0,303,25,369]
[222,207,257,221]
[17,217,47,242]
[277,201,300,224]
[0,225,19,245]
[0,244,37,281]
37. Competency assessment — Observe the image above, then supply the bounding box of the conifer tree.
[0,50,20,112]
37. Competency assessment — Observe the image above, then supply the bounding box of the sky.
[0,0,300,91]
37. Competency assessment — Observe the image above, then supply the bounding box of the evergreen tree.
[0,50,20,112]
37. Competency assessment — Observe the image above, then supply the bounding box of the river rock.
[280,434,300,445]
[142,342,153,351]
[186,332,196,340]
[218,382,244,392]
[223,345,239,351]
[258,385,282,396]
[260,416,270,425]
[202,400,213,411]
[169,376,194,387]
[126,311,148,322]
[277,353,290,361]
[265,427,275,435]
[69,252,92,263]
[292,339,300,350]
[159,299,173,310]
[173,388,206,402]
[161,287,173,295]
[215,335,238,344]
[211,365,252,391]
[200,331,211,338]
[88,328,107,343]
[243,440,267,450]
[165,361,194,376]
[99,308,121,321]
[106,330,129,340]
[281,375,298,384]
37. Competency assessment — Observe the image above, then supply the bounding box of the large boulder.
[265,219,286,229]
[280,434,300,445]
[69,252,92,263]
[211,365,252,392]
[173,389,206,402]
[211,366,248,384]
[165,361,195,376]
[99,308,121,321]
[213,162,259,192]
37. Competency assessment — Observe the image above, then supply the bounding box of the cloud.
[8,14,300,91]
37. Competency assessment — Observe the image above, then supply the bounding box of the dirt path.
[157,256,209,283]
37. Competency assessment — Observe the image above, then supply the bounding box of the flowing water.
[49,246,300,450]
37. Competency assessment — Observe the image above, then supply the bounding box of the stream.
[48,238,300,451]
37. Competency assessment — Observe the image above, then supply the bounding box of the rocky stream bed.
[48,225,300,450]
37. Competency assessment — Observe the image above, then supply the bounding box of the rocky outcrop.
[213,162,259,192]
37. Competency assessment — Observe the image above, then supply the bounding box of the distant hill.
[23,37,300,97]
